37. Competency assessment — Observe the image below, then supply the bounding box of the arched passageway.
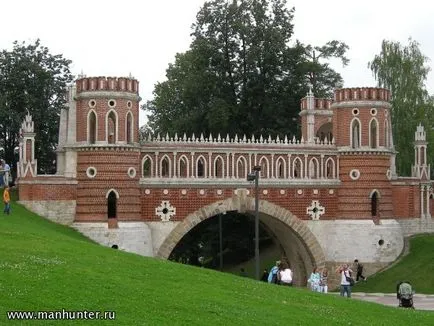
[157,193,326,286]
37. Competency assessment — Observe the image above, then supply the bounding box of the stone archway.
[156,189,326,285]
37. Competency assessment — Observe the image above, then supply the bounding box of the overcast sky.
[1,0,433,126]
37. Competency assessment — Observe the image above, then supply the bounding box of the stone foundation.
[18,200,76,225]
[73,222,154,256]
[398,218,434,236]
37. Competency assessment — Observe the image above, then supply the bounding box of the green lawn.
[0,197,433,325]
[353,235,434,294]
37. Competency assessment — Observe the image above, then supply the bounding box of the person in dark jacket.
[354,259,367,282]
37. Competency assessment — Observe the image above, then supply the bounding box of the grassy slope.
[0,199,433,325]
[353,235,434,293]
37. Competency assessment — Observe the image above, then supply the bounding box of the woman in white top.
[336,264,353,298]
[278,262,293,286]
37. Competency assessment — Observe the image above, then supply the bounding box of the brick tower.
[57,76,142,228]
[331,88,394,219]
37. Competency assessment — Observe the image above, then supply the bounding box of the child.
[3,185,10,215]
[307,267,321,292]
[319,268,328,293]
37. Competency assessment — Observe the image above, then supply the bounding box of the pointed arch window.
[197,157,205,178]
[384,120,389,148]
[293,157,302,178]
[107,111,117,144]
[161,157,170,177]
[258,157,269,178]
[214,156,224,178]
[237,157,247,179]
[351,119,361,148]
[179,156,188,178]
[142,158,152,178]
[371,191,379,217]
[325,158,335,179]
[276,158,285,179]
[88,110,97,144]
[369,118,378,148]
[107,191,117,219]
[309,158,319,179]
[126,112,133,144]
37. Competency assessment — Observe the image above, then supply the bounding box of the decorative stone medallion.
[306,200,325,221]
[280,189,285,195]
[145,189,151,195]
[217,189,223,195]
[262,189,268,195]
[163,189,169,195]
[156,201,176,222]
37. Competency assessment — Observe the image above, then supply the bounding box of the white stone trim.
[369,189,381,199]
[105,188,120,199]
[75,91,140,101]
[258,155,270,178]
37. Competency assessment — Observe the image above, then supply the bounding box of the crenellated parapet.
[333,87,391,103]
[75,76,139,94]
[300,98,332,110]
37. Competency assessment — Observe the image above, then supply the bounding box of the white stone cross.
[306,200,325,220]
[156,200,176,222]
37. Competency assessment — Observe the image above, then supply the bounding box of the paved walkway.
[350,293,434,311]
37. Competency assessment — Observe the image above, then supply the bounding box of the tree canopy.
[0,40,73,175]
[368,38,434,175]
[145,0,348,138]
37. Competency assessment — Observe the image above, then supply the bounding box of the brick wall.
[142,187,338,222]
[75,149,141,222]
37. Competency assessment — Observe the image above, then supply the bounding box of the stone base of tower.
[18,200,76,225]
[73,222,154,256]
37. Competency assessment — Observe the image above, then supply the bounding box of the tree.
[0,40,73,175]
[145,0,348,138]
[368,38,433,175]
[299,40,349,98]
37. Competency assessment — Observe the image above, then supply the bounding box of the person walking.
[354,259,367,282]
[3,185,11,215]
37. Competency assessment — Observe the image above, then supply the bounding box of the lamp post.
[247,165,261,280]
[219,212,223,271]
